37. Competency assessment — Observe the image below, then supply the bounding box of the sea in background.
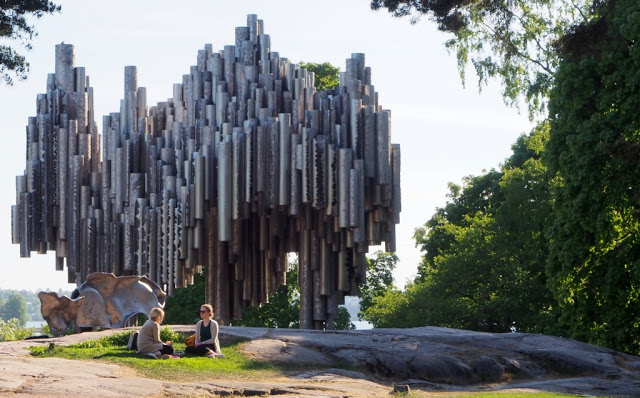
[26,321,45,330]
[352,320,372,330]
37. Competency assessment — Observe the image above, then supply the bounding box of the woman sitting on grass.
[137,307,175,359]
[185,304,225,359]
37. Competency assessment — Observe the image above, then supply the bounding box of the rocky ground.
[0,325,638,397]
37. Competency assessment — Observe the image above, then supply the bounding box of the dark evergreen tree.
[0,1,60,84]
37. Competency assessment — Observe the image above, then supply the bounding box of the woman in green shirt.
[185,304,225,358]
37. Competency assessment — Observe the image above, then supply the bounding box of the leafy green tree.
[358,285,411,328]
[414,169,504,281]
[0,293,28,327]
[164,273,206,325]
[0,1,61,85]
[299,62,340,91]
[545,0,640,354]
[359,251,397,318]
[334,307,356,330]
[368,124,558,332]
[370,0,593,117]
[235,262,300,328]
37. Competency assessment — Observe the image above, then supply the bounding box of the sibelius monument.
[11,15,401,329]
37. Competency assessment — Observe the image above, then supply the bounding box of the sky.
[0,0,533,292]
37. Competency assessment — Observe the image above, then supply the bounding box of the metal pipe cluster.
[11,15,401,328]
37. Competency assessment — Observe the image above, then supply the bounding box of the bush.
[160,326,183,343]
[164,273,205,325]
[103,331,134,347]
[0,318,33,341]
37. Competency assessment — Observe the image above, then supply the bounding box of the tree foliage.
[299,61,340,91]
[0,318,33,341]
[370,0,592,117]
[164,273,206,325]
[0,293,28,327]
[545,0,640,354]
[0,0,60,85]
[359,251,397,318]
[235,261,301,328]
[366,0,640,355]
[369,124,559,333]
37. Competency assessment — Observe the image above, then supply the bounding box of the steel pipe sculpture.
[11,15,401,329]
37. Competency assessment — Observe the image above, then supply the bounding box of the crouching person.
[185,304,225,358]
[137,307,174,359]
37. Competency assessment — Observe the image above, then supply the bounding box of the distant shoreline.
[26,321,44,331]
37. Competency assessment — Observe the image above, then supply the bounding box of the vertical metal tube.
[278,113,291,206]
[299,228,313,329]
[363,105,376,178]
[55,44,74,93]
[218,141,232,240]
[338,149,352,228]
[376,110,391,185]
[232,129,244,219]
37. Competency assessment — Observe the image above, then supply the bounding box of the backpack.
[128,331,138,351]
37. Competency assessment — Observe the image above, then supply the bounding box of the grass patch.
[28,329,341,382]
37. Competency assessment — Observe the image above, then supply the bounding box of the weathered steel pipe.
[12,17,401,329]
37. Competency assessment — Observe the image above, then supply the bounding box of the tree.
[0,1,61,85]
[358,285,410,328]
[333,307,356,330]
[359,251,397,318]
[370,0,592,117]
[0,293,28,327]
[367,124,558,333]
[413,169,504,281]
[235,261,301,328]
[545,0,640,354]
[164,273,206,325]
[299,61,340,91]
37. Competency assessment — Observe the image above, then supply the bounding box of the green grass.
[28,329,336,381]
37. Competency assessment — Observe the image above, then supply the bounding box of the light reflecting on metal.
[12,15,401,329]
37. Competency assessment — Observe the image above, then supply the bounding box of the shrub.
[0,318,33,341]
[160,326,183,343]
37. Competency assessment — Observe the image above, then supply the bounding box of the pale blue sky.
[0,0,533,291]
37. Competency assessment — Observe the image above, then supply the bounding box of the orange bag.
[185,334,196,347]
